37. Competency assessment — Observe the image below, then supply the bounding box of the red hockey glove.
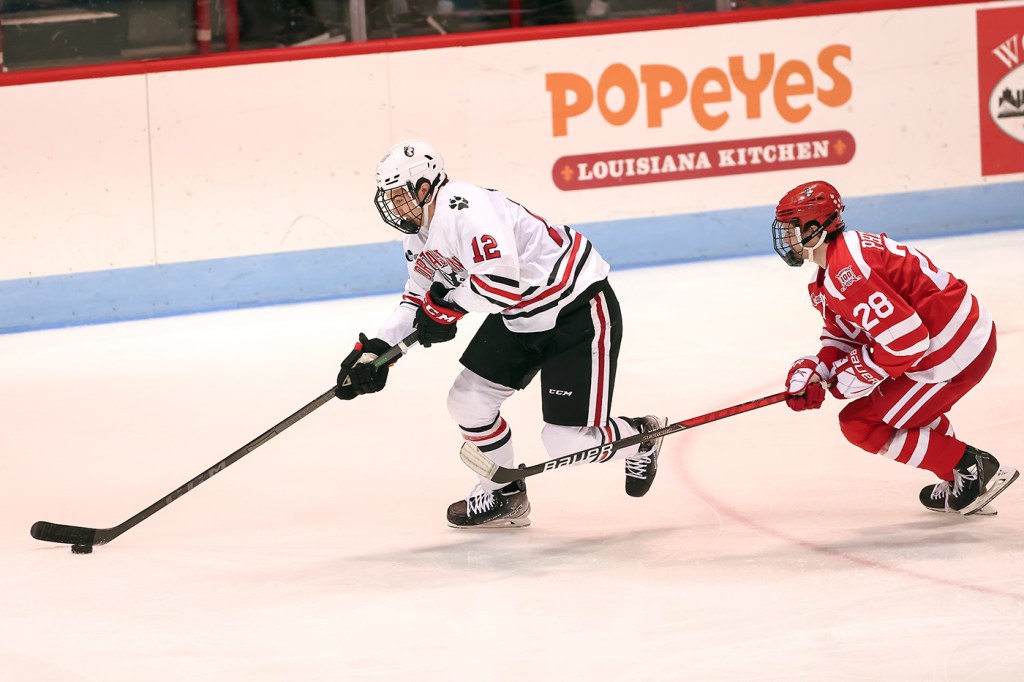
[830,347,888,400]
[335,333,394,400]
[414,282,467,347]
[784,356,828,411]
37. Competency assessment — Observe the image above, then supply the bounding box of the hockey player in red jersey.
[333,139,667,528]
[774,180,1017,516]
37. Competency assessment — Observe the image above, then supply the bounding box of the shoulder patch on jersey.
[405,249,417,262]
[449,196,469,210]
[834,265,862,292]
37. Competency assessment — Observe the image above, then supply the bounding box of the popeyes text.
[546,45,852,136]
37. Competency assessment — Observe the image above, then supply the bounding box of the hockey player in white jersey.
[334,139,667,528]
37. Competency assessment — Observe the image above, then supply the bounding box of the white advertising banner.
[0,0,1021,331]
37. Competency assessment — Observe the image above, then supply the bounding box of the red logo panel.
[977,6,1024,176]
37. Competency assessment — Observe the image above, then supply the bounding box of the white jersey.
[376,180,610,344]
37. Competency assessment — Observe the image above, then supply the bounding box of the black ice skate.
[919,481,999,516]
[625,415,668,498]
[919,445,1018,516]
[447,480,531,528]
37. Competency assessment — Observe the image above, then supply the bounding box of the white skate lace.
[951,465,978,498]
[624,453,651,479]
[930,481,950,500]
[624,417,657,479]
[466,485,497,515]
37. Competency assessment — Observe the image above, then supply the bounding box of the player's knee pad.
[447,369,515,428]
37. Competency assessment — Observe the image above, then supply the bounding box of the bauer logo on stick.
[543,443,615,471]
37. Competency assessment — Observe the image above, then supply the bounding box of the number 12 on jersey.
[471,235,501,263]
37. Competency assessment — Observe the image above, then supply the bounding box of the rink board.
[0,0,1022,332]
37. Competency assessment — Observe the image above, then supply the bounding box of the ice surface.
[2,232,1023,681]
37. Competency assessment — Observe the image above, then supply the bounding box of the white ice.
[2,231,1023,682]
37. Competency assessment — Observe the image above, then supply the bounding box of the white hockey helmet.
[374,139,447,234]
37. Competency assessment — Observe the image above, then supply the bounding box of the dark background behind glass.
[0,0,840,73]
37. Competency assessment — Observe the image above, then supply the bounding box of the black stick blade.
[31,521,98,546]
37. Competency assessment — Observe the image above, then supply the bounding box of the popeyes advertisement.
[977,4,1024,176]
[544,44,855,190]
[3,0,1022,293]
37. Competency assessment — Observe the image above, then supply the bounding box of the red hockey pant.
[836,330,996,481]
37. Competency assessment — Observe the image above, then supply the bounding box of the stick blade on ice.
[31,521,97,546]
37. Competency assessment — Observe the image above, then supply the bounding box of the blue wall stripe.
[2,182,1021,335]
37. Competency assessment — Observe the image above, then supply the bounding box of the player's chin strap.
[460,391,790,485]
[800,211,841,262]
[801,230,827,263]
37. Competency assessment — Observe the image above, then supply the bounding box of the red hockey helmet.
[772,181,845,266]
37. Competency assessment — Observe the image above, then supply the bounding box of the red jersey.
[808,230,993,383]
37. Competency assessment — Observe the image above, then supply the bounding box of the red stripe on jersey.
[513,233,583,311]
[402,294,422,305]
[592,293,609,426]
[471,275,522,304]
[547,226,564,246]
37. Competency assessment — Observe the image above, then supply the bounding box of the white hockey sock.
[460,416,515,492]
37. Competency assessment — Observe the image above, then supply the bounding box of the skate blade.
[962,467,1019,517]
[447,516,531,529]
[926,505,997,516]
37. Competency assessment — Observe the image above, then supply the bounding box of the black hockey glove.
[414,282,467,347]
[335,333,393,400]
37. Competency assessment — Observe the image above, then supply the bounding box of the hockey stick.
[31,331,419,552]
[460,391,789,484]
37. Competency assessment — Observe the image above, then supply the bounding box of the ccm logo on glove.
[423,300,461,324]
[414,282,468,347]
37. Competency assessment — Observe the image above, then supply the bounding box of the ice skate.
[625,415,668,498]
[919,446,1018,517]
[919,480,998,516]
[447,480,531,528]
